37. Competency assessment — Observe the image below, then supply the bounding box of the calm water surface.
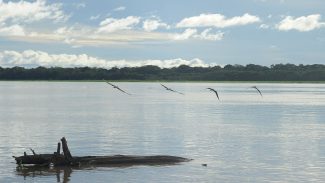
[0,82,325,182]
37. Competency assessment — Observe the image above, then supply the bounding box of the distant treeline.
[0,64,325,81]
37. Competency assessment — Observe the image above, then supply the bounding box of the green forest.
[0,64,325,81]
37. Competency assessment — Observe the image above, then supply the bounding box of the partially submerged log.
[13,137,191,167]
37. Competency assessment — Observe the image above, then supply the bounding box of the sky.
[0,0,324,68]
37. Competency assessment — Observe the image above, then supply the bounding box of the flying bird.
[105,81,131,95]
[206,87,220,100]
[251,86,262,97]
[161,84,184,95]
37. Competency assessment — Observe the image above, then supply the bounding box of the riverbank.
[0,80,325,83]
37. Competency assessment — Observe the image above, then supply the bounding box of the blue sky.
[0,0,324,68]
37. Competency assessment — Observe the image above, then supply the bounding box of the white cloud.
[5,26,171,46]
[90,14,101,21]
[97,16,140,33]
[176,13,261,28]
[143,19,170,32]
[113,6,126,12]
[0,50,211,68]
[0,23,223,46]
[0,13,225,46]
[276,14,325,32]
[4,25,222,47]
[195,28,224,41]
[0,24,25,36]
[173,28,197,40]
[0,0,68,24]
[259,24,270,29]
[173,28,224,41]
[54,26,71,35]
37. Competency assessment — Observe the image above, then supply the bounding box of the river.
[0,82,325,182]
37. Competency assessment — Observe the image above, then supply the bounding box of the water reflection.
[17,166,73,183]
[15,162,188,183]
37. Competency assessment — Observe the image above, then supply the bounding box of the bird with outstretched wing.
[161,84,184,95]
[105,81,131,95]
[206,87,220,100]
[251,86,262,97]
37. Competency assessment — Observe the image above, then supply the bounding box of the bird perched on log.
[161,84,184,95]
[105,81,131,95]
[251,86,262,97]
[206,88,220,100]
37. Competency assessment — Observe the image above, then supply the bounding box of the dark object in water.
[13,137,191,167]
[160,84,184,95]
[251,86,263,97]
[105,81,131,95]
[206,88,220,100]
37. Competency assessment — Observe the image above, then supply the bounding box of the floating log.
[13,137,191,167]
[14,153,57,165]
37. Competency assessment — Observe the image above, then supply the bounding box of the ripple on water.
[1,82,325,182]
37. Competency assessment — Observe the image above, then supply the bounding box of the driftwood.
[13,137,190,167]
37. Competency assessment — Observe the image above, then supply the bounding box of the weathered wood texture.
[13,137,191,167]
[61,137,73,162]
